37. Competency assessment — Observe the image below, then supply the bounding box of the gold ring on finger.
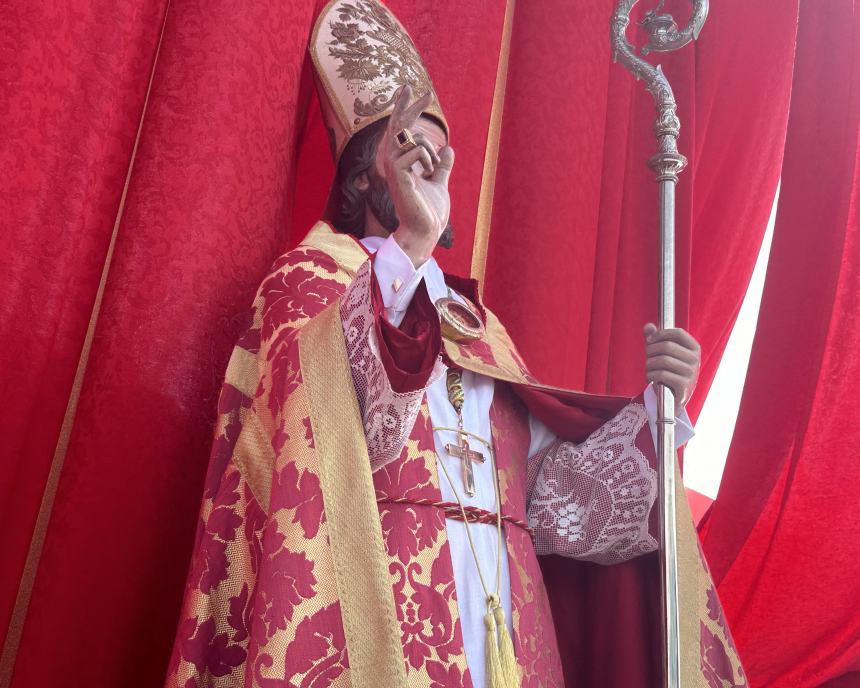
[396,128,418,151]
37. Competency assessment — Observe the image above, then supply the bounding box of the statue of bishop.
[166,1,746,686]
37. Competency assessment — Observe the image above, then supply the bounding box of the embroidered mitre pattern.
[328,1,432,117]
[310,0,447,158]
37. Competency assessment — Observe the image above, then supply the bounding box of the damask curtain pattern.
[0,0,169,672]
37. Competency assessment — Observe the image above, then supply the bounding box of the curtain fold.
[701,2,860,686]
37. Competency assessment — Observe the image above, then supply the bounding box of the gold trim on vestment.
[301,224,537,387]
[0,5,173,684]
[470,0,516,289]
[299,304,408,688]
[223,345,259,398]
[300,221,368,276]
[676,463,706,686]
[219,346,277,511]
[232,407,277,513]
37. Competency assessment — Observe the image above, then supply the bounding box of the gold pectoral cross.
[445,431,485,498]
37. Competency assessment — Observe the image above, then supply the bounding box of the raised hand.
[379,85,455,267]
[643,323,701,413]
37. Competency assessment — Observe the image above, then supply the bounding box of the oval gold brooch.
[435,297,484,342]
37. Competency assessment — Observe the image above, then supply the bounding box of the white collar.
[360,235,450,303]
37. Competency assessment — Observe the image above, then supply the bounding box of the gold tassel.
[494,604,520,688]
[485,609,507,688]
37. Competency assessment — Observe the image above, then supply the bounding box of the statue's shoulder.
[250,222,367,344]
[260,222,362,281]
[438,272,539,386]
[295,221,369,277]
[256,222,370,300]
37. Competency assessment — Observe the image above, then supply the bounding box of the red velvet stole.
[513,383,629,443]
[374,277,442,393]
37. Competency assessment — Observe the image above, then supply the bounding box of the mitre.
[309,0,448,161]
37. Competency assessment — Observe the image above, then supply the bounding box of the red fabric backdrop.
[0,0,168,645]
[701,2,860,686]
[483,0,797,409]
[1,1,801,686]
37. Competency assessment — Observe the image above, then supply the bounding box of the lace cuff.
[526,402,658,565]
[340,261,445,471]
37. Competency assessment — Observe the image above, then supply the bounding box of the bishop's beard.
[366,168,455,249]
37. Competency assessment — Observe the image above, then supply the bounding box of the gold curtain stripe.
[470,0,516,289]
[0,4,172,685]
[299,305,408,688]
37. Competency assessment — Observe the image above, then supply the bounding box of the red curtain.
[1,1,800,686]
[701,2,860,686]
[483,0,798,410]
[0,0,168,669]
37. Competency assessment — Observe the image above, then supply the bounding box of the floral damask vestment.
[165,223,745,688]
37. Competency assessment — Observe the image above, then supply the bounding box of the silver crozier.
[609,2,709,686]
